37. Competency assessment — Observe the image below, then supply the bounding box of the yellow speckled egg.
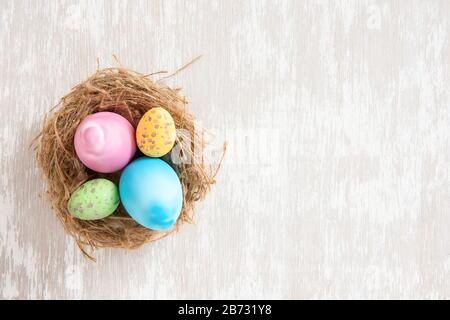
[136,107,176,157]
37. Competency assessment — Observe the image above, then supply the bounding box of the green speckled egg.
[68,178,119,220]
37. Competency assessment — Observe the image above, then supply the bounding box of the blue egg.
[119,157,183,230]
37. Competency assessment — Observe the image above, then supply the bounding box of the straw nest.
[33,63,223,260]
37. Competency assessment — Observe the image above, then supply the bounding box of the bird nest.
[32,64,223,260]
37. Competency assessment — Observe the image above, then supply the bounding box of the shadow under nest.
[33,66,224,260]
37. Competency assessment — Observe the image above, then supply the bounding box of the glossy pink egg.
[74,112,136,173]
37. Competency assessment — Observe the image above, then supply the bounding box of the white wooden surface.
[1,0,450,299]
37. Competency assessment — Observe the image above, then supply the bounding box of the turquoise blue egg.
[119,157,183,230]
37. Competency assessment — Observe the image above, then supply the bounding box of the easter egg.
[136,107,176,157]
[74,112,136,173]
[68,178,119,220]
[119,157,183,230]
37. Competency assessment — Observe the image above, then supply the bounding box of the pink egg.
[74,112,136,173]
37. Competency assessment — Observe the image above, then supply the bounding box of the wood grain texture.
[1,0,449,299]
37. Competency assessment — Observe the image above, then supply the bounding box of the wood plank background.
[1,0,449,299]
